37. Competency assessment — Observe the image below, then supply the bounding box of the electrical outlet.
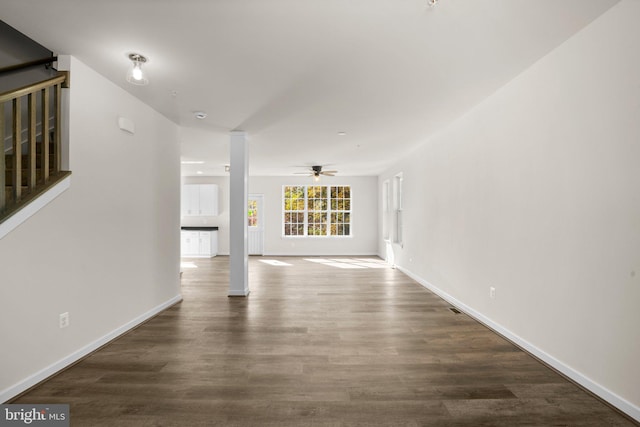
[59,312,69,329]
[489,287,496,299]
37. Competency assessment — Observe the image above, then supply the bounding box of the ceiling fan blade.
[293,172,312,175]
[321,172,336,176]
[322,170,337,174]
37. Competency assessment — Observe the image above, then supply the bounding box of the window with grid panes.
[307,186,328,236]
[248,200,258,227]
[283,186,305,236]
[282,185,351,237]
[330,186,351,236]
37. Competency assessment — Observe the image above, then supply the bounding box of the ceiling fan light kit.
[295,165,338,182]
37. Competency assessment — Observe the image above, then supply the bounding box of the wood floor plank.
[12,256,638,426]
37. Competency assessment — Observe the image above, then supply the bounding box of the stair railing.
[0,71,70,221]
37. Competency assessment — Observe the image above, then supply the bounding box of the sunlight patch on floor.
[304,258,332,263]
[304,258,390,269]
[325,262,367,269]
[259,259,293,266]
[180,262,198,269]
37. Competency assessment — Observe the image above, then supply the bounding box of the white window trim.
[282,185,353,238]
[382,179,390,242]
[393,173,403,246]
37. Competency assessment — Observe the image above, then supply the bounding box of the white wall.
[379,0,640,419]
[0,56,181,401]
[182,175,378,256]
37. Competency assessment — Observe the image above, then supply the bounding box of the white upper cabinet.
[181,185,199,216]
[198,185,218,216]
[182,184,218,216]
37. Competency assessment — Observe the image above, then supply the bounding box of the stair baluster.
[28,92,37,190]
[0,72,70,222]
[42,86,50,183]
[12,96,21,202]
[0,102,4,209]
[53,83,61,174]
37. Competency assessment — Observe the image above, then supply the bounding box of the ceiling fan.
[295,165,338,181]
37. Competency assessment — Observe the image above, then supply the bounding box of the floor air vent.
[449,307,461,314]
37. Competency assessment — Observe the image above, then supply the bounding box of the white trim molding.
[264,252,379,257]
[0,175,71,241]
[397,265,640,424]
[0,294,182,403]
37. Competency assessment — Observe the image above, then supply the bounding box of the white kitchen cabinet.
[198,231,212,255]
[181,184,218,217]
[181,185,199,217]
[180,231,200,256]
[181,229,218,258]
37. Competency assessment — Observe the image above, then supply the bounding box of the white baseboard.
[263,252,380,257]
[205,253,380,257]
[0,294,183,403]
[397,266,640,423]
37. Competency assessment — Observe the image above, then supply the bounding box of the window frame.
[283,185,306,237]
[393,173,403,245]
[282,185,352,238]
[247,199,259,228]
[382,179,390,242]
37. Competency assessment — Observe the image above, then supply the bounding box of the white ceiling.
[0,0,619,176]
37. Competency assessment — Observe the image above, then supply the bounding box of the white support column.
[228,130,250,296]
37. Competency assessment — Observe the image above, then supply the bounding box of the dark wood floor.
[14,256,637,426]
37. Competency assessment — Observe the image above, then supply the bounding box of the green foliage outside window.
[283,185,351,237]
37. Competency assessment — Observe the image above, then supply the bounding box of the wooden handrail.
[0,73,68,103]
[0,56,57,75]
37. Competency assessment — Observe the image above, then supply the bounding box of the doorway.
[248,194,264,255]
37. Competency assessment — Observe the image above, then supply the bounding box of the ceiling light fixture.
[181,160,205,165]
[294,165,337,181]
[194,111,207,120]
[126,53,148,85]
[427,0,438,7]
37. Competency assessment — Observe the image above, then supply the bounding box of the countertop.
[181,226,219,231]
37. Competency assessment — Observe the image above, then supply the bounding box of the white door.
[248,194,264,255]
